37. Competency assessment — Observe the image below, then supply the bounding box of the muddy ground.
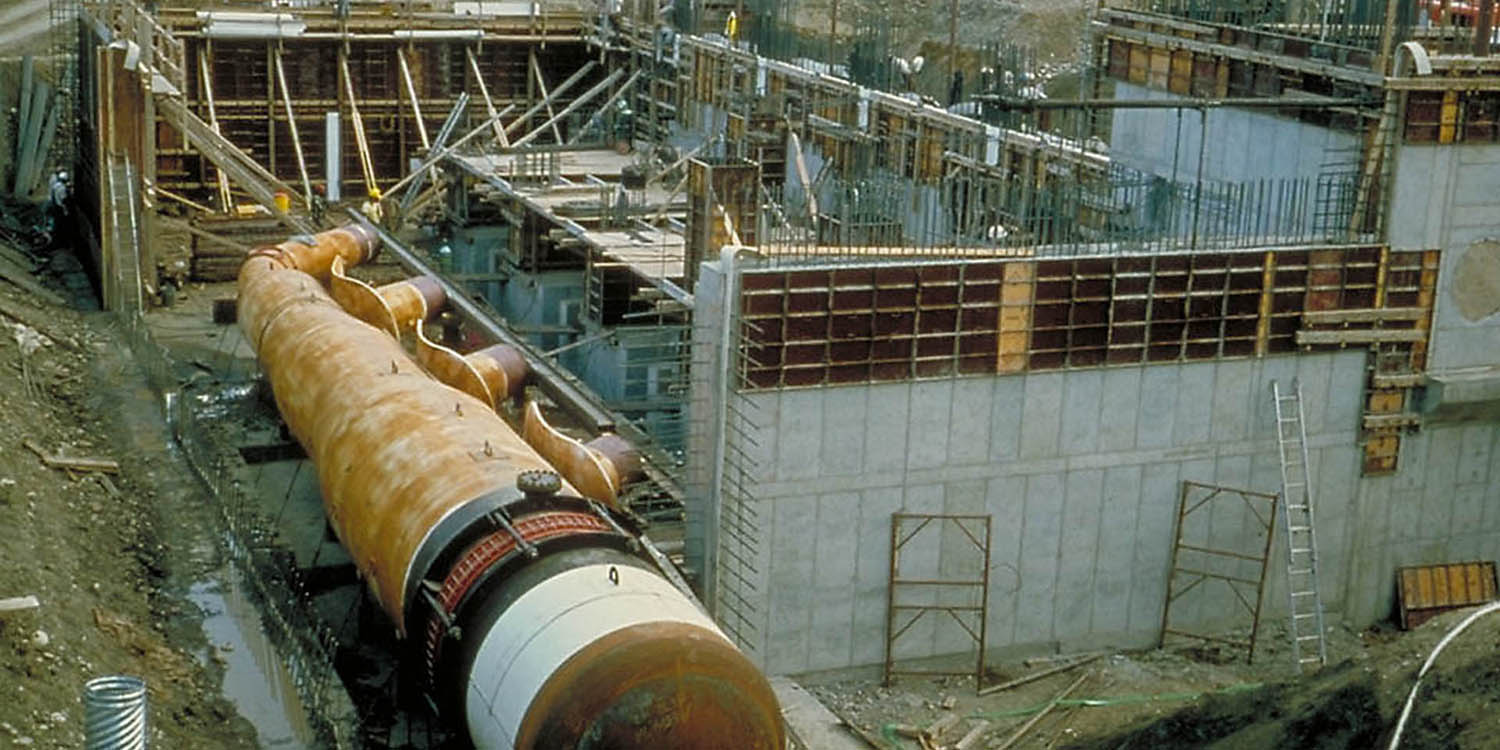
[809,610,1500,749]
[0,261,259,747]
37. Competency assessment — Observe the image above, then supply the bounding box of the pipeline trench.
[109,225,778,748]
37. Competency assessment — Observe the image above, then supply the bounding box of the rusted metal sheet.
[414,321,529,410]
[1398,562,1499,629]
[521,400,629,505]
[329,255,445,336]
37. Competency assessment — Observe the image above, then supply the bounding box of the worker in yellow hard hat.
[362,186,385,225]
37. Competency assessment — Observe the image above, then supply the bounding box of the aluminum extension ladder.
[1271,379,1328,672]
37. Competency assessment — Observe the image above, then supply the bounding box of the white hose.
[1386,601,1500,750]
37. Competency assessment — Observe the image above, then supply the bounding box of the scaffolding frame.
[884,512,992,689]
[1158,480,1278,664]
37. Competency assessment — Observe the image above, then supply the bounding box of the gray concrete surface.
[771,677,870,750]
[1108,82,1361,186]
[688,261,1500,676]
[1388,142,1500,373]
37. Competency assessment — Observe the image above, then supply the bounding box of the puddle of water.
[188,574,318,749]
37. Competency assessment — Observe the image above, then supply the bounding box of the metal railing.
[1103,0,1415,56]
[760,163,1369,261]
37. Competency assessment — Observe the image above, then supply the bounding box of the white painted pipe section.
[392,29,485,40]
[195,11,298,22]
[464,563,729,749]
[325,112,341,204]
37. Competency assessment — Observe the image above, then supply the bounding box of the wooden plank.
[1296,329,1427,345]
[0,253,66,307]
[0,595,40,614]
[978,653,1101,696]
[1451,565,1471,605]
[994,672,1089,750]
[954,720,991,750]
[24,440,121,474]
[1362,413,1422,429]
[997,261,1035,374]
[1372,372,1425,388]
[1465,563,1483,603]
[1367,390,1405,413]
[1301,307,1427,324]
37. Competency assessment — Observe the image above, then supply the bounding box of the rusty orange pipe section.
[329,256,446,336]
[240,225,783,750]
[238,226,571,625]
[467,343,529,402]
[414,322,531,409]
[521,400,633,505]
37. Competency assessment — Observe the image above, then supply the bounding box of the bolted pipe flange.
[516,470,562,499]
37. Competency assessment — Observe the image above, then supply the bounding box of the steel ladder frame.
[1272,378,1329,672]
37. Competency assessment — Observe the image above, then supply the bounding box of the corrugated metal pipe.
[83,675,147,750]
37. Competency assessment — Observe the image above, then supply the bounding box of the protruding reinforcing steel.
[1271,379,1328,672]
[237,225,783,749]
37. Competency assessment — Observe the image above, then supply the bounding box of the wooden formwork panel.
[1398,562,1499,629]
[1107,40,1131,80]
[167,36,595,197]
[1168,50,1193,95]
[1148,48,1171,89]
[735,246,1436,390]
[740,264,1003,388]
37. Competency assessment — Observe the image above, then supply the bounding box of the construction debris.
[993,671,1090,750]
[0,595,40,615]
[979,653,1102,696]
[24,439,121,475]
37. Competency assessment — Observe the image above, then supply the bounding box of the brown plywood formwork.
[737,247,1438,391]
[1397,562,1500,629]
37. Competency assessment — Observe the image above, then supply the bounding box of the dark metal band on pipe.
[341,207,617,432]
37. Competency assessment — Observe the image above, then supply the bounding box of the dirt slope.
[0,275,258,748]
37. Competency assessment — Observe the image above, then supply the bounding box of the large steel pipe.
[238,226,782,748]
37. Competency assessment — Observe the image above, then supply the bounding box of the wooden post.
[198,48,232,213]
[339,46,379,197]
[399,47,431,150]
[529,49,564,144]
[1476,0,1495,57]
[274,45,313,206]
[465,46,508,148]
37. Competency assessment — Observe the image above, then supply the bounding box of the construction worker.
[361,187,384,226]
[44,169,70,250]
[310,183,327,227]
[724,10,738,43]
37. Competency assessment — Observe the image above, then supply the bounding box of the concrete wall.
[1387,142,1500,372]
[1108,82,1361,186]
[687,260,1500,676]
